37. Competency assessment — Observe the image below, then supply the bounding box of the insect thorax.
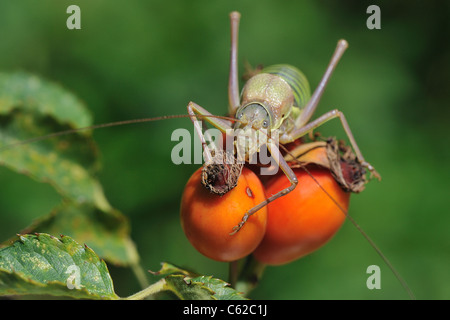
[240,64,311,130]
[262,64,311,109]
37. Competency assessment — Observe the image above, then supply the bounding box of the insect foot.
[361,161,381,181]
[229,213,249,236]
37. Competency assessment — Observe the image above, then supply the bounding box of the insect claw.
[229,226,240,236]
[230,213,249,235]
[362,161,381,181]
[229,224,242,236]
[371,169,382,181]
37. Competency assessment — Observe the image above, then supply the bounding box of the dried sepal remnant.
[201,137,369,196]
[326,138,367,193]
[285,137,369,193]
[201,149,243,196]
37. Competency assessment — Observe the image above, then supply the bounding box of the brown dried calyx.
[201,149,244,196]
[326,138,367,193]
[201,137,371,195]
[285,137,369,193]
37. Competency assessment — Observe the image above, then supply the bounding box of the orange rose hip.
[253,167,350,265]
[180,167,267,262]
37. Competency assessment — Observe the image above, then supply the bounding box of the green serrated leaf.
[0,112,110,211]
[4,200,139,266]
[0,233,118,299]
[150,262,195,277]
[0,72,139,267]
[0,71,92,128]
[190,276,247,300]
[165,274,216,300]
[148,262,247,300]
[0,71,110,211]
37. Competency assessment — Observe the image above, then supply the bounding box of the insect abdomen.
[262,64,311,109]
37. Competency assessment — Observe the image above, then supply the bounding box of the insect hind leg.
[285,109,381,180]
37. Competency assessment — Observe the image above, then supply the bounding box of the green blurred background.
[0,0,449,299]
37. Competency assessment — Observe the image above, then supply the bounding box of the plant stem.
[123,278,167,300]
[228,260,239,288]
[235,255,266,296]
[131,261,150,289]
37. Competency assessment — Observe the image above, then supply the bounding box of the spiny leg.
[228,11,241,115]
[285,109,380,179]
[296,39,348,128]
[187,102,213,163]
[187,101,234,163]
[187,101,233,132]
[285,39,378,178]
[230,141,298,235]
[188,101,245,195]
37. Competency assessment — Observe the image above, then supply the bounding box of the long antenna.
[0,114,238,152]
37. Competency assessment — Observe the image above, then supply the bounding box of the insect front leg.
[230,141,298,235]
[284,109,381,180]
[187,101,234,162]
[187,101,248,195]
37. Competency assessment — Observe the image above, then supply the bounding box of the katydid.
[187,12,380,235]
